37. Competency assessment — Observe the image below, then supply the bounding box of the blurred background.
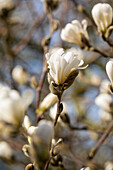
[0,0,113,169]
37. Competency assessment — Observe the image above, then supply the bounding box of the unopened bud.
[12,65,29,85]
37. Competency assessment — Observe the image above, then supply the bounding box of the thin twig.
[44,156,52,170]
[88,119,113,160]
[12,13,46,55]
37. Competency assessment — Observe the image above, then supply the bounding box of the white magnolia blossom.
[92,3,113,33]
[61,19,89,47]
[46,48,87,85]
[0,84,34,126]
[106,60,113,84]
[0,141,13,159]
[12,65,29,85]
[40,93,57,110]
[95,93,113,112]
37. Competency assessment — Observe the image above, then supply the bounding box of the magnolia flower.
[106,60,113,84]
[12,65,29,85]
[92,3,113,33]
[0,84,34,126]
[95,93,113,113]
[61,19,89,47]
[46,48,87,86]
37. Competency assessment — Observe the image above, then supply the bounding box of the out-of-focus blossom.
[92,3,113,33]
[35,120,53,144]
[46,48,87,86]
[95,93,113,113]
[12,65,29,85]
[99,109,112,122]
[0,141,13,160]
[0,84,34,126]
[105,161,113,170]
[27,126,38,136]
[22,115,31,131]
[0,0,15,15]
[100,79,110,93]
[61,19,89,47]
[106,60,113,84]
[39,93,57,111]
[23,120,54,169]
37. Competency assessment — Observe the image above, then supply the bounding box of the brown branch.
[88,119,113,160]
[12,13,46,55]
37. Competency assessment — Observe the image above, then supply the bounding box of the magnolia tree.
[0,0,113,170]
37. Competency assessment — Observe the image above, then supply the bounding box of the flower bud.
[22,115,31,131]
[12,65,29,85]
[39,93,57,111]
[106,60,113,84]
[61,20,89,48]
[92,3,113,34]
